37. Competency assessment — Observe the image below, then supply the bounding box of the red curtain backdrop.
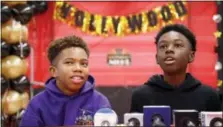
[28,2,218,88]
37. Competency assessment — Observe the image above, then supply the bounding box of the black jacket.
[130,73,222,113]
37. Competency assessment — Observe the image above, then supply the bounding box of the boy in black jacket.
[130,24,222,113]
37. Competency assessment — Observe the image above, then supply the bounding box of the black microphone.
[151,114,166,127]
[210,117,223,127]
[181,119,196,127]
[124,113,143,127]
[213,121,223,127]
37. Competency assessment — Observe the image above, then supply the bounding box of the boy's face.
[50,47,89,94]
[156,31,195,74]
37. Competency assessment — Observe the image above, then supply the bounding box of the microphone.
[211,119,223,127]
[94,108,118,126]
[124,113,143,127]
[173,110,199,127]
[200,111,223,127]
[185,120,196,127]
[143,105,171,127]
[151,114,166,127]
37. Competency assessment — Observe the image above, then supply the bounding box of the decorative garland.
[54,1,188,36]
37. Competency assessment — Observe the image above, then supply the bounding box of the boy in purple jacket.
[20,35,111,126]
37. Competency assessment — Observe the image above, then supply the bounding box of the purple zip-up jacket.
[20,75,111,126]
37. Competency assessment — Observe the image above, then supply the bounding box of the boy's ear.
[188,51,195,63]
[155,54,159,64]
[49,66,57,78]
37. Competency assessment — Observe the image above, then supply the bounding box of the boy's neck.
[163,71,187,86]
[56,81,78,96]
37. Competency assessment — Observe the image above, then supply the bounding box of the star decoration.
[214,31,222,38]
[217,80,222,87]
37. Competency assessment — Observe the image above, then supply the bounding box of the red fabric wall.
[28,2,218,88]
[187,2,218,87]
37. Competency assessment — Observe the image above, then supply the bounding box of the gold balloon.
[1,20,28,44]
[2,55,28,79]
[2,90,23,115]
[20,92,29,109]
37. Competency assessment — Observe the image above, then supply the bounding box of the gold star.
[214,31,222,38]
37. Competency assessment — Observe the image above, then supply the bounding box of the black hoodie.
[130,73,222,113]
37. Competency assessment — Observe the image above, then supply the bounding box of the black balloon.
[1,40,12,58]
[28,1,48,14]
[1,76,9,95]
[1,3,12,24]
[12,42,31,58]
[11,4,34,24]
[10,75,30,93]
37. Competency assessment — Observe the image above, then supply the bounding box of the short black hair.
[155,24,196,52]
[47,35,89,64]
